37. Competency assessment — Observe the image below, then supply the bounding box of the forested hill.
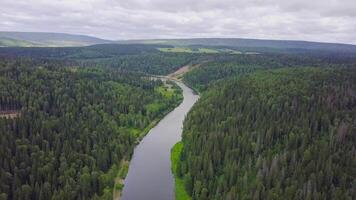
[2,31,356,54]
[178,68,356,200]
[2,42,356,77]
[0,44,200,75]
[0,32,110,47]
[0,58,182,199]
[183,54,356,93]
[119,38,356,54]
[0,44,163,58]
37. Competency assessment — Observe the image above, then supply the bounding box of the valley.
[0,35,355,200]
[2,0,356,199]
[121,80,198,200]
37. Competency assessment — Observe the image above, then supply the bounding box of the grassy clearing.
[158,47,242,54]
[144,85,177,124]
[155,85,174,98]
[219,48,242,54]
[158,47,194,53]
[158,47,219,53]
[195,48,220,53]
[171,142,192,200]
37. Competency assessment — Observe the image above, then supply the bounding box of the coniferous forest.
[2,0,356,199]
[178,68,356,200]
[183,54,356,93]
[0,41,355,200]
[0,56,182,199]
[2,0,356,198]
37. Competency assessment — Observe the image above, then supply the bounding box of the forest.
[178,68,356,200]
[3,0,356,197]
[0,57,182,199]
[0,44,201,75]
[183,53,356,92]
[0,42,355,200]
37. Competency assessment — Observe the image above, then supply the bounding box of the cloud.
[0,0,355,44]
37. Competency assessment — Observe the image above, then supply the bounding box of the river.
[120,81,199,200]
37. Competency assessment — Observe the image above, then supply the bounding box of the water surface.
[121,81,199,200]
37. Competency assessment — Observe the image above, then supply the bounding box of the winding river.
[121,81,199,200]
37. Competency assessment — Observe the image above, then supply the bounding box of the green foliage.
[158,47,220,53]
[82,52,198,75]
[179,68,356,200]
[0,45,199,75]
[158,47,243,54]
[183,54,356,92]
[184,63,258,92]
[131,38,356,55]
[0,37,36,47]
[118,162,129,179]
[171,142,192,200]
[0,59,182,199]
[1,42,356,200]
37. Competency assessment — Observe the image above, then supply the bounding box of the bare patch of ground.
[167,63,202,80]
[0,110,20,119]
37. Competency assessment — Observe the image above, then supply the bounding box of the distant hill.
[118,38,356,54]
[0,32,111,47]
[0,37,37,47]
[2,32,356,54]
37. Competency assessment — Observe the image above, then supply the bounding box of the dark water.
[121,81,199,200]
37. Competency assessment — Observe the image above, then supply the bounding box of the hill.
[2,32,356,53]
[118,38,356,54]
[178,68,356,200]
[0,32,110,47]
[0,37,38,47]
[183,53,356,92]
[0,43,198,75]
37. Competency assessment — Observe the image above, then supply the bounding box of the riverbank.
[113,80,184,200]
[120,79,199,200]
[171,142,192,200]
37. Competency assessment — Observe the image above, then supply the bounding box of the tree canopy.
[0,58,182,199]
[179,68,356,200]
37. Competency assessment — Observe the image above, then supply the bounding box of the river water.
[121,81,199,200]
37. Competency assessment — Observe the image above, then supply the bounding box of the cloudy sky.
[1,0,356,44]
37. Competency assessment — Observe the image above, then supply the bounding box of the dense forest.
[79,52,199,75]
[0,57,182,199]
[1,42,356,200]
[183,54,356,92]
[178,68,356,200]
[0,45,201,75]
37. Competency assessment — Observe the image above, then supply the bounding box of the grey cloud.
[0,0,355,44]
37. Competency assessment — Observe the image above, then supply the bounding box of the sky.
[1,0,356,44]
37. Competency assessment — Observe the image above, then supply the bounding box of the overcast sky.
[1,0,356,44]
